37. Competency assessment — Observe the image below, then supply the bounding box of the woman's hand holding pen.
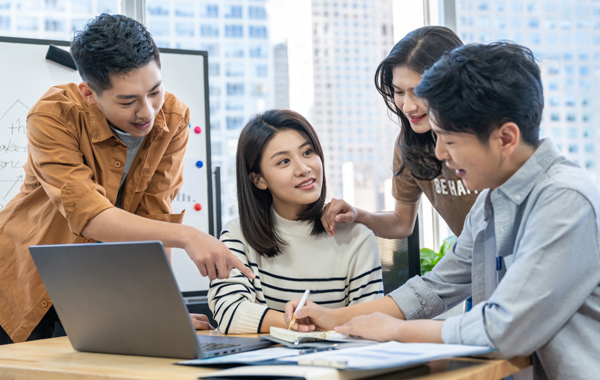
[321,198,358,237]
[284,299,339,331]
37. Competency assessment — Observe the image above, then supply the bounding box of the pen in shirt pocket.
[496,256,505,284]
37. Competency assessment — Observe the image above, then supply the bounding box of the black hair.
[375,26,463,180]
[70,13,161,93]
[415,42,543,146]
[236,109,327,257]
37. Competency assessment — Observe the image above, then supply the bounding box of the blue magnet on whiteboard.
[195,160,204,168]
[188,123,191,128]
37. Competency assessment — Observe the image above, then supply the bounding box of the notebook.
[29,241,273,359]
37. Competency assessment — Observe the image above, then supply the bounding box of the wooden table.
[0,335,531,380]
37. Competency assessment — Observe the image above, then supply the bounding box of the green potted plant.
[420,235,457,276]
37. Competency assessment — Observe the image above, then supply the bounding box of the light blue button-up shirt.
[389,139,600,380]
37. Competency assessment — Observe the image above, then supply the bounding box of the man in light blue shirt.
[285,42,600,380]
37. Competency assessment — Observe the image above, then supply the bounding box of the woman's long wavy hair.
[236,109,327,257]
[374,26,463,180]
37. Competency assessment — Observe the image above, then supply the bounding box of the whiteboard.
[0,37,213,293]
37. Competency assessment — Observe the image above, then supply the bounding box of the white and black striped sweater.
[208,210,384,334]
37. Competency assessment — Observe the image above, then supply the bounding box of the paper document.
[198,365,340,380]
[181,340,494,372]
[276,341,495,370]
[198,365,405,380]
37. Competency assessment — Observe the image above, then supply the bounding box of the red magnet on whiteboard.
[194,126,202,134]
[194,203,202,211]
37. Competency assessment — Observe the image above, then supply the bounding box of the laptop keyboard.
[201,342,240,351]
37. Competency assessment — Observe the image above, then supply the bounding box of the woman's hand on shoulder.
[321,198,358,237]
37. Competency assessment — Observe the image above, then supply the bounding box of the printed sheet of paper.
[276,341,494,370]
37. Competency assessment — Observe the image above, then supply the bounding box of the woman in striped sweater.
[207,109,383,334]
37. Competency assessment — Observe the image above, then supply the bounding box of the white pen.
[288,289,310,330]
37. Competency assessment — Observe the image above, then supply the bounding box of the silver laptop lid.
[29,241,203,359]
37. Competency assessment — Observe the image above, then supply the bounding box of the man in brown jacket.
[0,14,252,344]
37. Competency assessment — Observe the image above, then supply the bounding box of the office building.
[309,0,397,210]
[273,41,290,109]
[146,0,272,222]
[0,0,118,39]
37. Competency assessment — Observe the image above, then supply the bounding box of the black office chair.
[376,216,421,294]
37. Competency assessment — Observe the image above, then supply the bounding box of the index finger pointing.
[231,258,255,279]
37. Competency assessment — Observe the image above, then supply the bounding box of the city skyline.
[1,0,598,239]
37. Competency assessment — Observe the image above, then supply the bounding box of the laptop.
[29,241,273,359]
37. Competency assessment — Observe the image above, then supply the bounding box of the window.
[175,3,194,17]
[249,45,267,58]
[529,18,539,28]
[565,96,576,107]
[511,1,523,11]
[72,0,93,13]
[224,44,244,58]
[44,0,62,10]
[225,25,243,38]
[249,26,267,38]
[0,15,9,30]
[45,19,65,32]
[226,63,244,77]
[212,142,223,156]
[226,100,243,111]
[248,6,266,20]
[255,64,268,77]
[226,117,244,130]
[544,2,558,12]
[226,83,245,96]
[175,22,194,37]
[147,3,168,16]
[224,5,242,18]
[200,24,218,37]
[17,17,38,31]
[208,63,220,77]
[200,43,219,57]
[251,84,267,96]
[201,5,218,18]
[209,85,220,96]
[581,66,590,76]
[209,102,220,116]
